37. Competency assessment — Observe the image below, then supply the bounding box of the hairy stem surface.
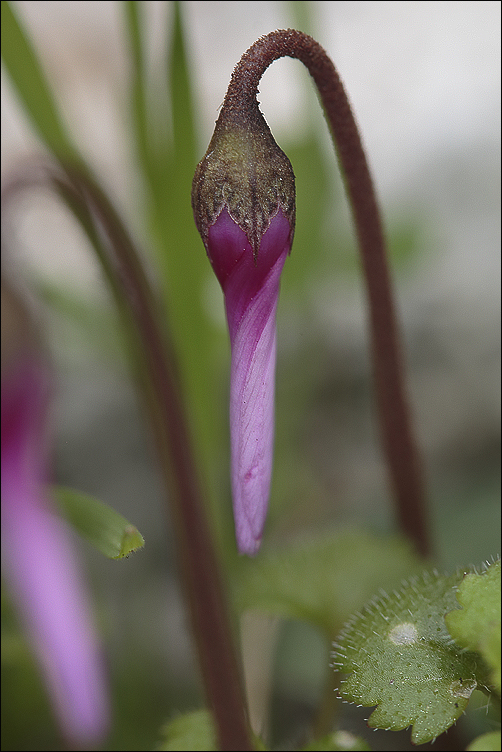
[224,30,430,557]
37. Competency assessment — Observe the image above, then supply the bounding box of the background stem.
[42,163,253,751]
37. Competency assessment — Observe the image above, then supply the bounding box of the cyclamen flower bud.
[192,91,295,555]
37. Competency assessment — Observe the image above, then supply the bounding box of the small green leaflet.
[445,559,501,694]
[52,486,144,559]
[157,710,217,752]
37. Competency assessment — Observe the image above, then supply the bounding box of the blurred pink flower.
[1,293,109,745]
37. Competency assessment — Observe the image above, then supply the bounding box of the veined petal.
[207,210,291,554]
[229,279,279,554]
[1,359,109,745]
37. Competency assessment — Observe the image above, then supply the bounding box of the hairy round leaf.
[333,569,480,745]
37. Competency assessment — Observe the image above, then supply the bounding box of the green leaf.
[482,622,502,696]
[231,530,423,638]
[301,730,371,751]
[123,0,154,188]
[167,1,196,165]
[157,709,267,751]
[284,133,334,292]
[467,730,501,752]
[1,1,80,163]
[128,0,227,539]
[155,0,210,386]
[52,486,144,559]
[445,559,501,694]
[157,709,217,751]
[333,569,482,745]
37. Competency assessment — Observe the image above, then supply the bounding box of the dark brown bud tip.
[191,98,295,260]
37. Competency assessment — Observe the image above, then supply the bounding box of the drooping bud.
[192,96,295,262]
[192,92,295,555]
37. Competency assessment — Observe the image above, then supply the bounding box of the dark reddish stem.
[225,30,430,557]
[65,170,253,750]
[68,170,253,749]
[1,161,253,751]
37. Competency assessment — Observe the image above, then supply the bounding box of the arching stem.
[224,30,430,557]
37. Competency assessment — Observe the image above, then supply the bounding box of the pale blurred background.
[2,2,500,750]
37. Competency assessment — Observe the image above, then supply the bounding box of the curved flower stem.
[223,30,430,557]
[2,161,252,751]
[63,169,253,750]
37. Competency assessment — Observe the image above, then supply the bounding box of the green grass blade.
[144,2,229,538]
[1,1,80,163]
[123,0,152,184]
[168,1,196,167]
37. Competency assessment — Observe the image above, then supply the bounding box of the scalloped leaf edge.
[332,565,493,745]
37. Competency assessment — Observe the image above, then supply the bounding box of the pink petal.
[207,209,292,554]
[1,359,109,745]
